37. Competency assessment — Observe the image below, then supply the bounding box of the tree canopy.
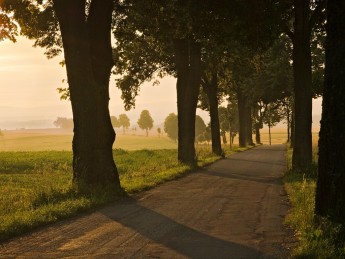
[137,110,154,136]
[164,113,178,142]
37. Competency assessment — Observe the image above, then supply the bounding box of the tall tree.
[315,0,345,222]
[137,110,154,136]
[174,38,201,165]
[164,113,178,142]
[200,71,223,155]
[280,0,325,169]
[195,115,206,142]
[1,0,121,189]
[118,114,130,135]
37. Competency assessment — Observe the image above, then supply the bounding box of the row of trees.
[54,110,154,136]
[0,0,313,185]
[2,0,345,224]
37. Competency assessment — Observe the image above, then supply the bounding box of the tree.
[203,126,212,145]
[164,113,178,142]
[110,116,120,128]
[53,117,73,129]
[279,0,326,169]
[218,107,229,144]
[200,72,223,155]
[118,114,130,135]
[195,115,206,142]
[250,36,293,144]
[113,0,280,165]
[263,104,283,145]
[157,127,161,137]
[315,0,345,223]
[1,0,121,189]
[137,110,154,136]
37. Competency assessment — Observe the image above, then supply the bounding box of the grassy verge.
[284,146,345,258]
[0,145,246,242]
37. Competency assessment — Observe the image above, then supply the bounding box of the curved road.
[0,144,295,258]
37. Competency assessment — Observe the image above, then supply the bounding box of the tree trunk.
[268,122,272,145]
[255,123,261,144]
[246,104,254,146]
[221,131,227,144]
[53,0,121,189]
[292,0,313,169]
[203,72,222,156]
[174,38,201,165]
[146,129,148,137]
[315,0,345,222]
[287,105,291,143]
[290,106,295,148]
[237,90,247,147]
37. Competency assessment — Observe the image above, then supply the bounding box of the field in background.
[0,128,320,151]
[0,129,177,151]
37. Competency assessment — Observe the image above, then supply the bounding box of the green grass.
[0,144,247,242]
[284,145,345,258]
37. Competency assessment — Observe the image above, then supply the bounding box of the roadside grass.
[284,140,345,258]
[0,144,246,242]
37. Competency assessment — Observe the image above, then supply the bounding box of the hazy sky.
[0,36,321,130]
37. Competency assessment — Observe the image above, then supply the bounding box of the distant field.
[0,129,177,151]
[0,128,319,152]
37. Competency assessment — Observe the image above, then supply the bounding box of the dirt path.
[0,144,295,258]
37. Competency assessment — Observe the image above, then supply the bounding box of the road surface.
[0,144,295,258]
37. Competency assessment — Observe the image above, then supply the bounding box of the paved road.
[0,144,295,258]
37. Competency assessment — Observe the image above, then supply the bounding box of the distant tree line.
[53,117,73,129]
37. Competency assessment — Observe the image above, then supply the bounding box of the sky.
[0,36,322,130]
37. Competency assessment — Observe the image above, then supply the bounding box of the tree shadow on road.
[100,197,268,258]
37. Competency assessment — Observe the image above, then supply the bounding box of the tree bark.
[255,123,261,144]
[290,105,295,148]
[286,105,291,143]
[292,0,313,169]
[53,0,121,188]
[246,104,254,146]
[202,72,222,156]
[237,90,248,147]
[315,0,345,222]
[174,38,201,165]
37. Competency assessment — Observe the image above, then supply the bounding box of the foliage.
[53,117,73,129]
[285,146,345,258]
[200,125,212,144]
[137,110,154,136]
[110,116,120,128]
[164,113,178,142]
[118,114,130,134]
[195,115,206,141]
[263,103,283,128]
[0,12,17,42]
